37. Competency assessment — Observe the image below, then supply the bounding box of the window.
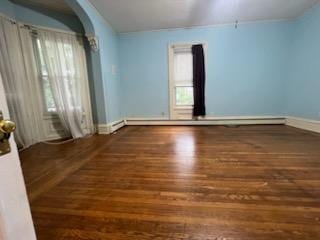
[173,48,194,106]
[169,44,196,119]
[34,38,82,114]
[35,38,56,113]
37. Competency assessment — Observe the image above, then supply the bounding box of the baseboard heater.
[100,117,320,134]
[109,120,126,133]
[125,117,286,126]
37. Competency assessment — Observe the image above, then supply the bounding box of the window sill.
[43,113,58,120]
[174,106,193,110]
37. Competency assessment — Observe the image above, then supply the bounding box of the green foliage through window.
[175,86,193,106]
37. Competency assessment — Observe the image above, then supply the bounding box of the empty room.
[0,0,320,239]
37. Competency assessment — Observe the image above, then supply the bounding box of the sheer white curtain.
[0,16,45,148]
[37,30,94,139]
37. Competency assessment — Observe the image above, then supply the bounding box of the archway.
[65,0,107,124]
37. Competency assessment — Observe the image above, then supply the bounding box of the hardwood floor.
[20,125,320,239]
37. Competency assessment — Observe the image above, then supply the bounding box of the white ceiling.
[89,0,320,33]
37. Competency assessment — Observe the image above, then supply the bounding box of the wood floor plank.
[20,125,320,239]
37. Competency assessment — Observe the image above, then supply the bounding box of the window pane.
[36,39,55,112]
[36,39,48,76]
[174,51,193,84]
[176,86,194,106]
[36,37,80,113]
[42,76,56,112]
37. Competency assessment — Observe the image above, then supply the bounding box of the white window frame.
[168,42,207,120]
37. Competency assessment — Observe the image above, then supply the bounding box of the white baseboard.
[125,116,286,126]
[96,116,320,135]
[97,119,126,134]
[285,117,320,133]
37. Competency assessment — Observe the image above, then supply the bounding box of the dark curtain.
[192,44,206,117]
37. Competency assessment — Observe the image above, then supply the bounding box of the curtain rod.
[19,22,83,37]
[0,12,17,24]
[0,12,83,36]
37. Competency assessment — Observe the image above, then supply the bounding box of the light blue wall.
[67,0,122,123]
[119,22,292,118]
[286,4,320,120]
[14,4,84,33]
[98,21,121,123]
[0,0,84,33]
[0,0,15,17]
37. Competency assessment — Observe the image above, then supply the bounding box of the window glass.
[174,51,193,84]
[36,39,56,113]
[42,76,56,112]
[35,38,81,113]
[173,48,193,107]
[175,86,194,106]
